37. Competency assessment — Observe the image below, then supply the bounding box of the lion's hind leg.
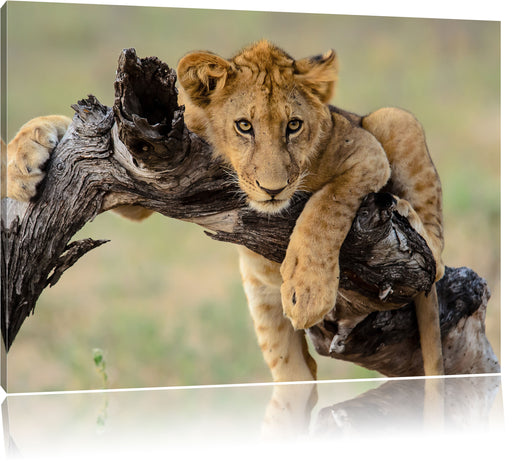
[362,107,445,377]
[5,115,71,201]
[362,107,444,280]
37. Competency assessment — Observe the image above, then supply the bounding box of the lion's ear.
[177,52,232,107]
[294,50,338,103]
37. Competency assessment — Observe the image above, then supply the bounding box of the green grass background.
[4,2,500,392]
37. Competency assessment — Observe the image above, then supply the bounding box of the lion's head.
[177,40,338,214]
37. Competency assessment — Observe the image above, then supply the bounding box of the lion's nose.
[256,181,286,198]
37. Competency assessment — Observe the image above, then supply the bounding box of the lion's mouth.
[237,176,297,215]
[248,197,291,214]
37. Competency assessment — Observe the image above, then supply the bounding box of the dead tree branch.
[1,49,499,377]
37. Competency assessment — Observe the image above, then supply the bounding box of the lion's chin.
[248,198,291,215]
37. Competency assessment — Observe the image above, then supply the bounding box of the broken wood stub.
[114,48,188,169]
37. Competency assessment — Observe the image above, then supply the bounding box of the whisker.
[294,169,311,193]
[221,166,240,186]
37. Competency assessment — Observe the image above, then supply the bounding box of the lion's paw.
[280,248,338,330]
[6,115,71,201]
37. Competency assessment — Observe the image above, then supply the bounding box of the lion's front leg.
[239,248,317,382]
[280,183,358,330]
[281,150,390,330]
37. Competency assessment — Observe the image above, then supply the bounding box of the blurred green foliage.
[4,2,500,392]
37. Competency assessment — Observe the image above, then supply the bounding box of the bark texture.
[1,49,499,377]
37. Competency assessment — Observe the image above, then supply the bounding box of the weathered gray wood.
[1,100,115,351]
[308,266,499,375]
[0,49,499,378]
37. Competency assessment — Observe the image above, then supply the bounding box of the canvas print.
[1,2,500,393]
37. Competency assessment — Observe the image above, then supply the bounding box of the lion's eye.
[235,119,253,134]
[287,119,303,135]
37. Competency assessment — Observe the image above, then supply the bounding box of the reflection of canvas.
[3,376,505,456]
[2,2,500,392]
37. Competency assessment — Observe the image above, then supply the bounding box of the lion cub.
[4,41,445,381]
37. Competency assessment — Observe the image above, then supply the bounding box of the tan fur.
[5,40,445,380]
[3,115,71,201]
[178,40,444,379]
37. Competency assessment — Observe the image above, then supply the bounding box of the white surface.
[2,374,505,461]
